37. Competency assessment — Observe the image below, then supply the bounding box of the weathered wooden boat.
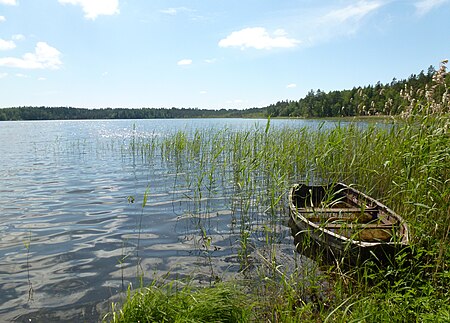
[288,183,409,265]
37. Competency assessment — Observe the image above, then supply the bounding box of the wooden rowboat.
[288,183,409,265]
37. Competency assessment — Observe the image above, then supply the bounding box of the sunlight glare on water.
[0,118,357,321]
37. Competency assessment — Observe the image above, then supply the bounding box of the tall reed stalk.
[107,61,449,322]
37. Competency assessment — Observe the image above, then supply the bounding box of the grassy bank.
[105,63,449,322]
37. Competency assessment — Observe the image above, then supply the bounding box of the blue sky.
[0,0,449,109]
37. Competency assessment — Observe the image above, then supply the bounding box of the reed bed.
[106,62,449,322]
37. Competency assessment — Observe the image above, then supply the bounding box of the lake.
[0,118,359,321]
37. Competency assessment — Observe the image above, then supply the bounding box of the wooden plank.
[298,207,378,222]
[319,223,396,242]
[299,207,378,213]
[307,214,375,223]
[320,223,394,229]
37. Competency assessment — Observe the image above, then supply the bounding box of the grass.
[104,281,251,323]
[105,62,449,322]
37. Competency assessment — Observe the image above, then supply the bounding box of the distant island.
[1,64,447,121]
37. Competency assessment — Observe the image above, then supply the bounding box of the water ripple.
[0,119,310,321]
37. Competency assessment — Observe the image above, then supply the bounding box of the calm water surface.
[0,118,357,321]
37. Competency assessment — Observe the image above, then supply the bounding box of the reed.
[106,61,449,322]
[23,231,34,302]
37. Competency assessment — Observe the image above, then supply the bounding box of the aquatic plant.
[106,61,449,322]
[23,231,34,302]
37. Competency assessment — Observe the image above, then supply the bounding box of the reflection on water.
[0,119,357,321]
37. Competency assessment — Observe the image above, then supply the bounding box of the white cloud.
[287,83,297,88]
[58,0,119,20]
[16,73,29,78]
[0,42,62,69]
[177,59,192,66]
[415,0,448,15]
[0,72,7,78]
[199,90,207,94]
[0,16,6,22]
[204,58,217,64]
[219,27,300,50]
[0,39,16,51]
[38,77,47,81]
[0,0,17,5]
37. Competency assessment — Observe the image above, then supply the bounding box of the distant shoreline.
[0,106,398,122]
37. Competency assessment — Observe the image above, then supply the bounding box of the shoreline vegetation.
[103,61,449,322]
[1,63,449,122]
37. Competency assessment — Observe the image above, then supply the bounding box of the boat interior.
[291,184,402,242]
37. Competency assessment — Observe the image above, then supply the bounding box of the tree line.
[0,106,264,121]
[265,65,449,118]
[1,64,448,121]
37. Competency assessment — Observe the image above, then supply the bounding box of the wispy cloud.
[219,27,300,50]
[0,39,16,51]
[58,0,119,20]
[160,7,191,16]
[0,72,7,78]
[12,34,25,41]
[0,16,5,22]
[177,59,192,66]
[287,83,297,88]
[159,6,207,22]
[0,0,17,5]
[415,0,448,15]
[321,1,383,23]
[218,1,384,52]
[293,1,385,47]
[0,42,62,69]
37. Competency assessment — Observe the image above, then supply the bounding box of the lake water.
[0,118,358,321]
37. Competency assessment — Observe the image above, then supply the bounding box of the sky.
[0,0,449,110]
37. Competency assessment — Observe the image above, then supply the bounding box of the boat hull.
[288,183,409,265]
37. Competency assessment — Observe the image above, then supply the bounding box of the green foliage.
[104,61,449,322]
[0,106,265,121]
[104,282,251,323]
[265,64,450,118]
[307,61,450,323]
[118,112,448,321]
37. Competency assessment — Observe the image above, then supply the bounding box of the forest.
[1,64,448,121]
[265,65,449,117]
[0,106,264,121]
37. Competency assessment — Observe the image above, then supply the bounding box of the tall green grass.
[106,62,449,322]
[104,281,251,323]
